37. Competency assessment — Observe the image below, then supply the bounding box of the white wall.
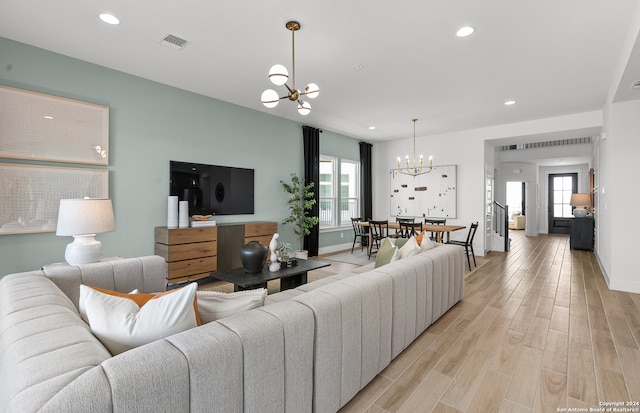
[372,129,486,255]
[496,161,538,236]
[601,99,640,292]
[598,0,640,292]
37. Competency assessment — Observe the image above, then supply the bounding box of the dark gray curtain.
[303,126,320,256]
[360,142,373,220]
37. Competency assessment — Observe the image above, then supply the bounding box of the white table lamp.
[56,198,116,265]
[569,193,591,218]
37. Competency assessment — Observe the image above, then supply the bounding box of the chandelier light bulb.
[297,101,311,115]
[269,64,289,86]
[395,118,433,176]
[261,89,280,108]
[305,83,320,99]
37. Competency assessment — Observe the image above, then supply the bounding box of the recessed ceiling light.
[43,115,54,120]
[98,13,120,25]
[504,100,517,106]
[353,64,364,70]
[369,126,376,130]
[456,26,475,37]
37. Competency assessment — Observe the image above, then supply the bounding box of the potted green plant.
[280,173,319,259]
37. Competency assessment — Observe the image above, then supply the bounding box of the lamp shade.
[569,193,591,207]
[569,193,591,218]
[261,89,280,108]
[297,100,311,115]
[56,198,116,236]
[304,83,320,99]
[268,64,289,86]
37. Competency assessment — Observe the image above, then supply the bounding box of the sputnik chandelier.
[261,21,319,116]
[397,119,433,176]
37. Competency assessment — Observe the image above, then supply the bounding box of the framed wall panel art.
[389,165,457,219]
[0,86,109,165]
[0,164,109,234]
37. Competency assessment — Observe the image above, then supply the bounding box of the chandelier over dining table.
[261,21,319,116]
[397,118,433,176]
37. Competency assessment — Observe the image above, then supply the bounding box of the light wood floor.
[321,231,640,413]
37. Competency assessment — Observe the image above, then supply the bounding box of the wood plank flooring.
[324,231,640,413]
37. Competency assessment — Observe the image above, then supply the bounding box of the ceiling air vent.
[632,80,640,90]
[160,34,189,50]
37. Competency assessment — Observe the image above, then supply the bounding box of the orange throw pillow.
[91,285,202,326]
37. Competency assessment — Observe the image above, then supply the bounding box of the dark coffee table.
[211,259,331,292]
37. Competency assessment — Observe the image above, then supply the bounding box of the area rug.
[323,249,373,266]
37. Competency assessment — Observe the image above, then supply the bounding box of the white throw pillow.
[196,288,267,323]
[79,283,198,355]
[78,288,141,323]
[420,236,436,251]
[398,236,419,258]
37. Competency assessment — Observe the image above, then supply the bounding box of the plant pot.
[292,250,308,260]
[240,241,268,273]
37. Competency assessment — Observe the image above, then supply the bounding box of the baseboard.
[596,251,640,294]
[319,242,353,255]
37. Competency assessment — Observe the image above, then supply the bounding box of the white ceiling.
[1,0,639,144]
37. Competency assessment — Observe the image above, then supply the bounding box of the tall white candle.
[167,196,178,228]
[178,201,189,228]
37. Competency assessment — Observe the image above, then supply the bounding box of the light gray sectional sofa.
[0,244,465,413]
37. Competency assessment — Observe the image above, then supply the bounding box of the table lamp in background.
[56,198,116,265]
[569,193,591,218]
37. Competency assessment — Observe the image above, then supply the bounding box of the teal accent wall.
[0,37,360,276]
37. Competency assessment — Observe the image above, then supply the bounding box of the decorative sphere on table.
[240,241,268,273]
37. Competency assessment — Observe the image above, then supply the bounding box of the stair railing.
[493,201,510,251]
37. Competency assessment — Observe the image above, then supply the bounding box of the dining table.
[358,220,466,246]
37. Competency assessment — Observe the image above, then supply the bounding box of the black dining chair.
[447,222,478,270]
[368,220,389,258]
[350,217,368,253]
[391,217,414,238]
[399,221,423,238]
[424,218,447,242]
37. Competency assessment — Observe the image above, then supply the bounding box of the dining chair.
[350,217,368,253]
[391,217,414,238]
[368,220,389,258]
[424,218,446,242]
[399,221,423,238]
[447,222,478,270]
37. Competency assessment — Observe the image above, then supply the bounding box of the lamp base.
[65,234,103,266]
[573,207,588,218]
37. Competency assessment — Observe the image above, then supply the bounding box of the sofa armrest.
[0,274,112,412]
[42,255,167,311]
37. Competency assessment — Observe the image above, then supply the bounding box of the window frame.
[318,155,360,230]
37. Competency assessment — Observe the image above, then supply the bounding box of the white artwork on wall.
[389,165,457,219]
[0,86,109,165]
[0,164,109,234]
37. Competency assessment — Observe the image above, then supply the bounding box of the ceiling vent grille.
[160,34,189,50]
[498,136,592,152]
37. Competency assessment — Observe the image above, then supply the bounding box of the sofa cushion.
[374,238,400,268]
[80,283,198,355]
[398,236,419,258]
[196,288,267,323]
[419,234,436,250]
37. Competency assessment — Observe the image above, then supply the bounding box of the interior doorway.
[506,181,525,216]
[548,173,577,234]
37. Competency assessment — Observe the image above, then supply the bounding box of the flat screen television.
[170,161,255,215]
